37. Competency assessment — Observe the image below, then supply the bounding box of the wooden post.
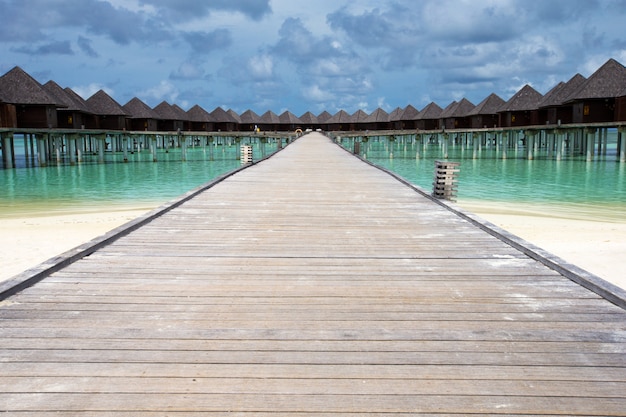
[501,131,508,160]
[68,135,77,165]
[98,135,105,164]
[123,136,129,162]
[525,131,534,160]
[586,128,596,162]
[36,135,47,167]
[556,131,564,161]
[1,133,14,169]
[619,128,625,163]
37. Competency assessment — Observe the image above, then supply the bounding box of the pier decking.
[1,132,626,415]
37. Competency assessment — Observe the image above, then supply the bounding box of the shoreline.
[1,202,625,292]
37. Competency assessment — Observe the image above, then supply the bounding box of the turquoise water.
[0,140,277,217]
[344,136,626,222]
[1,134,625,222]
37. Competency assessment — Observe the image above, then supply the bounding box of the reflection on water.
[0,144,260,217]
[353,138,626,222]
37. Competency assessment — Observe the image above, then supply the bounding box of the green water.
[0,141,275,217]
[1,135,625,223]
[350,137,626,222]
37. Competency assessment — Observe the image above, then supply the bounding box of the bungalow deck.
[1,132,625,415]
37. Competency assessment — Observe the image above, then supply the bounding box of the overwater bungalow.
[325,110,352,131]
[564,58,626,124]
[186,104,213,132]
[388,107,404,130]
[399,104,420,130]
[467,93,505,128]
[239,109,261,131]
[278,110,302,131]
[415,102,443,130]
[537,73,586,125]
[43,80,91,129]
[0,66,59,128]
[363,108,390,131]
[498,85,543,127]
[153,101,185,132]
[351,109,369,130]
[123,97,159,131]
[258,110,280,132]
[227,109,242,131]
[299,111,319,130]
[617,86,626,122]
[441,98,475,130]
[317,111,333,131]
[85,89,127,130]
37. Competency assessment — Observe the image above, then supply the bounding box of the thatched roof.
[364,108,389,123]
[467,93,505,116]
[279,110,302,124]
[400,104,420,121]
[227,109,241,124]
[210,106,238,123]
[351,109,369,123]
[441,98,475,118]
[439,101,458,118]
[565,59,626,101]
[416,102,443,119]
[498,85,543,112]
[64,87,91,111]
[326,110,351,124]
[299,111,319,124]
[42,80,77,110]
[538,74,586,108]
[123,97,159,119]
[388,107,403,121]
[172,104,190,121]
[317,111,333,123]
[240,109,261,124]
[86,90,127,116]
[0,66,57,105]
[153,101,182,120]
[186,104,211,122]
[260,110,280,124]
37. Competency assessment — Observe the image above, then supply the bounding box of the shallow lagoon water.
[1,135,625,223]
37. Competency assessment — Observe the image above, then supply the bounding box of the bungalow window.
[584,105,590,116]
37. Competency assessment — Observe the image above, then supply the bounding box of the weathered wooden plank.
[1,133,625,415]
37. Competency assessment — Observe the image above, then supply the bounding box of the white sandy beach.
[1,203,625,292]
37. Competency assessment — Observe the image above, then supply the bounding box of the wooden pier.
[1,132,626,415]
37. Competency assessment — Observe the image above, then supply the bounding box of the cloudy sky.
[1,0,625,116]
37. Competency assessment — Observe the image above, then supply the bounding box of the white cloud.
[138,80,179,104]
[71,83,114,99]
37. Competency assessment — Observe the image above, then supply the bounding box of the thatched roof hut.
[123,97,160,131]
[85,89,127,130]
[351,109,369,130]
[153,101,185,132]
[537,73,586,125]
[415,102,443,130]
[299,111,319,128]
[278,110,302,131]
[325,110,351,131]
[239,109,261,131]
[363,108,390,130]
[0,66,59,128]
[186,104,213,131]
[43,80,92,129]
[564,58,626,123]
[210,106,239,132]
[498,84,543,127]
[398,104,420,129]
[467,93,505,128]
[259,110,280,131]
[441,98,475,129]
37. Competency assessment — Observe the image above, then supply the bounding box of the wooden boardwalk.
[1,132,626,415]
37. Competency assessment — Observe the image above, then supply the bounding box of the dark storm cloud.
[0,0,170,45]
[78,36,99,58]
[12,40,74,56]
[183,29,232,54]
[138,0,271,21]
